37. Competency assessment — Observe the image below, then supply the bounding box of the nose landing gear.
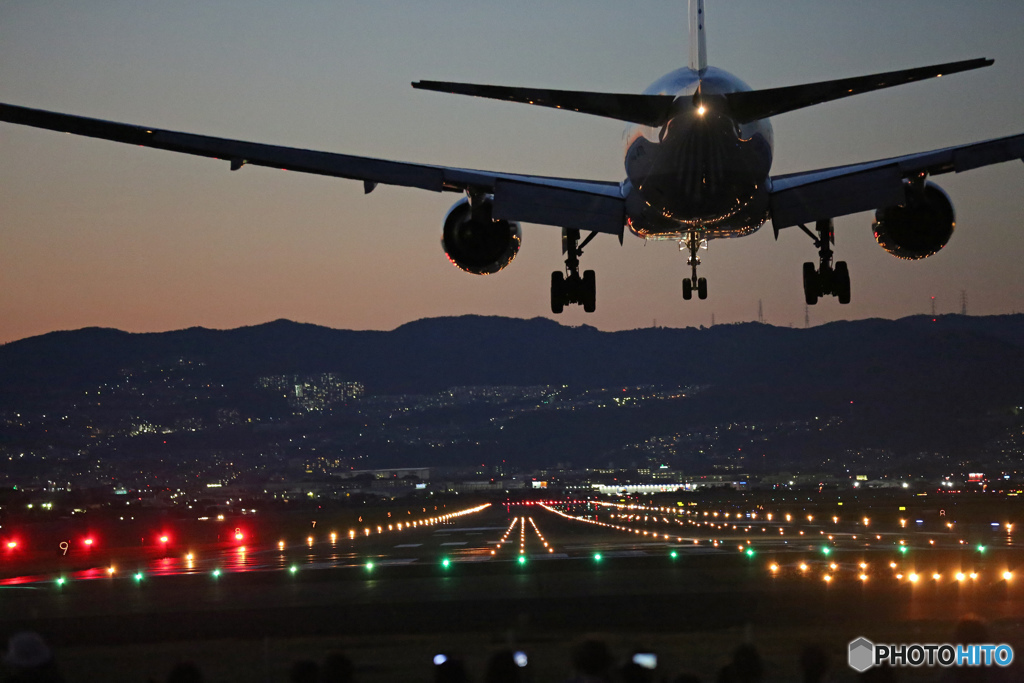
[681,231,708,300]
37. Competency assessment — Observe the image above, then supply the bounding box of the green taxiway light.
[134,572,143,582]
[670,550,678,559]
[977,545,986,553]
[593,553,602,562]
[212,569,221,578]
[517,556,526,565]
[289,565,298,574]
[56,577,65,586]
[745,548,755,557]
[899,546,909,554]
[366,561,375,571]
[441,558,451,569]
[821,547,831,555]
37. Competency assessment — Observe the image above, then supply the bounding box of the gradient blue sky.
[1,0,1022,343]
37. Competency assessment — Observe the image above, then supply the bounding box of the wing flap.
[771,165,904,230]
[492,179,624,235]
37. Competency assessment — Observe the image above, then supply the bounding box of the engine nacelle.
[441,196,522,275]
[872,181,955,260]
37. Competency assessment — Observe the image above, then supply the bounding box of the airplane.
[1,1,1022,314]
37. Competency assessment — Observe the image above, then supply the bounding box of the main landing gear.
[681,231,708,300]
[551,228,597,313]
[799,218,850,305]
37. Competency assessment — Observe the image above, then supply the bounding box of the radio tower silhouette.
[758,300,764,323]
[961,290,968,315]
[931,296,936,316]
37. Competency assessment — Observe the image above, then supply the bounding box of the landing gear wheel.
[834,261,851,304]
[682,278,693,300]
[550,271,565,314]
[697,277,708,300]
[802,262,819,305]
[582,270,596,313]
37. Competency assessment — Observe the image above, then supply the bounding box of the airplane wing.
[0,102,625,236]
[769,132,1024,230]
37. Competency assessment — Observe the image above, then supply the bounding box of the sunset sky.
[1,0,1022,344]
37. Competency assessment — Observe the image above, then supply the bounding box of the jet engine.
[872,181,955,260]
[441,196,521,274]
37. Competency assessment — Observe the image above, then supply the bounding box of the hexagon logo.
[848,637,875,673]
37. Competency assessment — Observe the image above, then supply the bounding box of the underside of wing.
[769,132,1024,229]
[0,102,625,236]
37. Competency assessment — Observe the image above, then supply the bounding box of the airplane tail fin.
[689,0,707,72]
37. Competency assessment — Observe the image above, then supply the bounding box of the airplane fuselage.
[622,66,774,241]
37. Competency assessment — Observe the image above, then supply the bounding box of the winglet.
[689,0,707,72]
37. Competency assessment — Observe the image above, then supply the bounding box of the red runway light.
[6,541,16,549]
[159,535,169,543]
[84,538,94,546]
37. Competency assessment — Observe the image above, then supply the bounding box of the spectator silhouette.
[319,652,353,683]
[484,650,523,683]
[716,644,763,683]
[166,662,204,683]
[671,675,702,683]
[566,639,613,683]
[435,655,469,683]
[1,631,64,683]
[290,660,319,683]
[799,644,829,683]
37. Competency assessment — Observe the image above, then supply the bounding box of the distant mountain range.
[1,314,1022,474]
[2,314,1023,398]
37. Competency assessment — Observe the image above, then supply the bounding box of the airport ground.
[1,496,1022,682]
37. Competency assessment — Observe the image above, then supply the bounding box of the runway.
[3,501,1022,650]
